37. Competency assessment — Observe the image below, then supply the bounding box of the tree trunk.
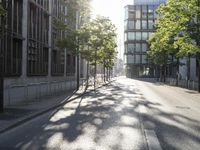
[94,49,97,90]
[163,65,166,83]
[159,65,162,82]
[198,59,200,92]
[76,54,80,90]
[176,58,179,86]
[103,62,106,82]
[186,55,190,89]
[86,61,89,90]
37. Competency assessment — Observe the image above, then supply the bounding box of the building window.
[51,50,64,76]
[142,5,147,19]
[142,32,148,40]
[142,55,147,64]
[5,39,22,76]
[135,43,141,52]
[66,54,75,76]
[128,44,135,52]
[2,0,23,77]
[127,55,135,64]
[27,2,49,76]
[27,41,49,76]
[136,6,141,19]
[148,20,154,29]
[136,32,141,40]
[142,43,148,52]
[136,20,141,29]
[128,20,135,30]
[135,55,141,64]
[129,8,135,19]
[128,32,135,40]
[13,0,23,34]
[142,20,147,29]
[148,6,154,19]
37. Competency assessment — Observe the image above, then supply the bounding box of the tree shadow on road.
[2,81,200,150]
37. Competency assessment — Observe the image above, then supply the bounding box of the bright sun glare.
[91,0,133,59]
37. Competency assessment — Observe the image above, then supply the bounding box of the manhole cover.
[176,106,190,109]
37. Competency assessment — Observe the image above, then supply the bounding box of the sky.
[91,0,133,60]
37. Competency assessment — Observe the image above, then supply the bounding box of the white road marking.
[145,130,163,150]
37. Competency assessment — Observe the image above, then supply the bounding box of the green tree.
[85,16,117,89]
[53,0,91,90]
[148,0,200,88]
[78,16,117,89]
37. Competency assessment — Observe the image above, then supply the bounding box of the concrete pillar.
[48,0,52,78]
[21,0,28,79]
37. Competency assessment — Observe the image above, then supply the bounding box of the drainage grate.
[176,106,190,109]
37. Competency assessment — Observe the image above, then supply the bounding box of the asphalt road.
[0,77,200,150]
[131,78,200,150]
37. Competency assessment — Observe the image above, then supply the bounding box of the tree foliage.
[0,3,5,16]
[148,0,200,62]
[53,0,91,54]
[79,16,117,68]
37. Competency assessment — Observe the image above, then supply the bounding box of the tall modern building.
[124,0,166,78]
[0,0,87,106]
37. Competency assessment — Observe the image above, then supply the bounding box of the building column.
[48,0,52,78]
[21,0,28,79]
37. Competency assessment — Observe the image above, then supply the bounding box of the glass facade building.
[124,0,166,78]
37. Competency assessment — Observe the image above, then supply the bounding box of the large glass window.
[142,20,147,29]
[142,6,147,19]
[136,20,141,29]
[128,32,135,40]
[129,8,135,19]
[127,55,135,64]
[135,55,141,64]
[13,0,23,34]
[136,32,141,40]
[142,55,147,64]
[142,32,148,40]
[148,6,154,19]
[136,6,141,18]
[128,44,135,52]
[148,20,154,29]
[135,43,141,52]
[142,43,148,52]
[128,20,135,30]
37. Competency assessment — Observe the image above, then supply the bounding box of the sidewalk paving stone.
[0,79,113,134]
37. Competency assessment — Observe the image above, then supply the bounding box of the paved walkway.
[0,79,112,134]
[0,85,88,134]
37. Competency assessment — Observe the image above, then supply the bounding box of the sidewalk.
[0,79,113,134]
[0,86,86,134]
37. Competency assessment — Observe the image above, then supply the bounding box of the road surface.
[0,77,200,150]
